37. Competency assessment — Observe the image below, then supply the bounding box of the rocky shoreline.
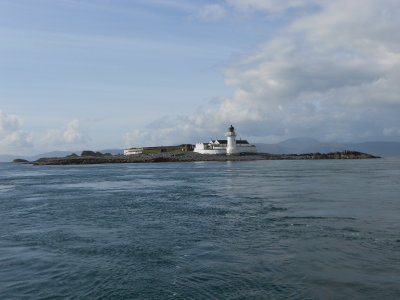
[23,150,380,165]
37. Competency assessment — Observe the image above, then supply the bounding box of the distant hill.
[252,143,286,154]
[255,139,400,155]
[346,142,400,155]
[32,151,76,160]
[0,149,124,162]
[0,151,73,163]
[275,137,320,154]
[1,141,400,162]
[0,154,21,163]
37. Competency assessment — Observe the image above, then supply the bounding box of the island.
[14,125,380,165]
[26,150,379,165]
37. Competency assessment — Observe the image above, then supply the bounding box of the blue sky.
[1,0,400,155]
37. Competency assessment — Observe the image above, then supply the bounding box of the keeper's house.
[193,125,257,155]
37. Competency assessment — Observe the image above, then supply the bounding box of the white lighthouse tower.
[226,125,238,155]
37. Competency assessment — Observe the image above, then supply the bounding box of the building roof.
[211,139,249,145]
[213,139,227,144]
[237,140,249,144]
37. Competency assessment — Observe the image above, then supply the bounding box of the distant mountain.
[0,149,124,162]
[256,139,400,155]
[1,141,399,163]
[345,142,400,155]
[31,151,75,160]
[301,142,346,154]
[0,151,73,163]
[0,154,21,163]
[277,137,320,154]
[251,143,283,154]
[277,137,319,149]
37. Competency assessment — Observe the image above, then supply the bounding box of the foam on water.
[0,184,15,193]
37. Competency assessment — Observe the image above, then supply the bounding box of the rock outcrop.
[29,150,379,165]
[13,158,29,163]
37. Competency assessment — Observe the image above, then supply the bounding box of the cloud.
[0,115,92,154]
[197,4,227,21]
[0,110,32,152]
[40,119,90,149]
[125,114,221,147]
[197,0,316,22]
[143,0,198,12]
[383,127,400,137]
[226,0,317,13]
[126,0,400,145]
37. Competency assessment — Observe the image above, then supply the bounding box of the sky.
[1,0,400,155]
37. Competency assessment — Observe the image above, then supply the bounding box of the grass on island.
[141,147,182,154]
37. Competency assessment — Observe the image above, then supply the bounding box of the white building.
[123,148,143,155]
[193,125,257,155]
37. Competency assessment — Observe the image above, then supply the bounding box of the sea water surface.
[0,157,399,299]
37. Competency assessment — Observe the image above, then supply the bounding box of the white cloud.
[383,127,400,136]
[143,0,198,11]
[221,1,400,140]
[226,0,317,13]
[0,110,32,152]
[127,0,400,145]
[197,0,317,22]
[0,113,94,154]
[197,4,227,21]
[40,119,90,150]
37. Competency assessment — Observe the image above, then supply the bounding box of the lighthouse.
[192,125,257,154]
[226,125,238,155]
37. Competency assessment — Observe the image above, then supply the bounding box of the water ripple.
[1,158,400,299]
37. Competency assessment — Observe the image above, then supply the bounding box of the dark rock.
[81,150,104,157]
[13,158,28,163]
[28,150,380,166]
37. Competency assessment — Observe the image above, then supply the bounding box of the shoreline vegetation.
[15,150,380,165]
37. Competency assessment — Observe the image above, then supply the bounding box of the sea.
[0,157,399,300]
